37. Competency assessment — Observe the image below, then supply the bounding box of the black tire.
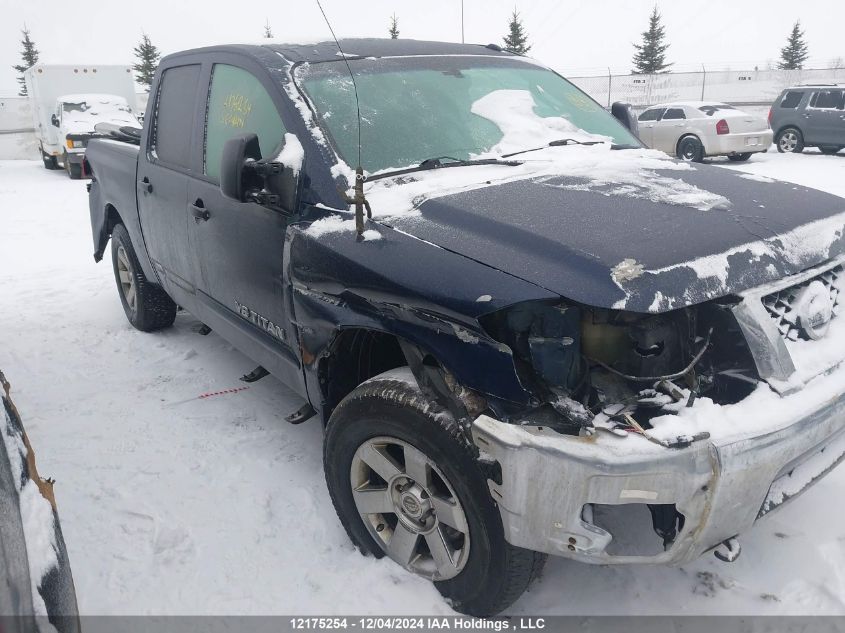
[727,153,753,162]
[776,127,804,153]
[677,135,704,162]
[64,153,82,180]
[324,369,545,616]
[819,146,843,155]
[41,150,59,170]
[110,223,177,331]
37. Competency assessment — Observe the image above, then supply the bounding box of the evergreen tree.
[503,9,530,55]
[778,20,809,70]
[388,14,399,39]
[12,27,39,96]
[264,18,273,39]
[631,6,672,74]
[133,33,161,91]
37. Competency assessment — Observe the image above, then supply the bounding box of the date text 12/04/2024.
[289,617,547,630]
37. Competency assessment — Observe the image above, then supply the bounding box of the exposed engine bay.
[480,299,760,447]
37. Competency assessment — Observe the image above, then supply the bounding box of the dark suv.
[770,84,845,154]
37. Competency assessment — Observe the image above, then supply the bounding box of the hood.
[382,160,845,313]
[60,94,138,136]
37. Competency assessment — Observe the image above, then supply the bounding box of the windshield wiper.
[367,156,522,182]
[500,138,608,158]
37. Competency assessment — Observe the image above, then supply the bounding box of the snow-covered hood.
[375,152,845,313]
[59,94,138,136]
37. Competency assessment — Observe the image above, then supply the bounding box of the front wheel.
[324,369,545,616]
[677,136,704,162]
[41,149,59,170]
[776,127,804,153]
[110,223,177,331]
[727,153,752,162]
[819,146,843,155]
[63,152,82,179]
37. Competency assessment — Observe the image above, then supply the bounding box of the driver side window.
[204,64,287,182]
[638,108,663,122]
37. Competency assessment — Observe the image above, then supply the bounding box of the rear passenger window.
[663,108,686,120]
[204,64,286,182]
[780,91,803,109]
[811,90,845,110]
[151,64,201,169]
[638,108,663,122]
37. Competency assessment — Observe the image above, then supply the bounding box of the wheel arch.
[774,124,803,141]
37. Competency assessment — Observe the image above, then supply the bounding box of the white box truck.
[24,64,140,178]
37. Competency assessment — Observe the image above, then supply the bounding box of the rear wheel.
[776,127,804,153]
[819,146,843,155]
[324,369,545,616]
[727,153,753,162]
[110,223,177,331]
[677,136,704,162]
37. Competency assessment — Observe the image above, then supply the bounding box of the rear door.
[806,89,845,146]
[187,60,303,384]
[137,63,203,311]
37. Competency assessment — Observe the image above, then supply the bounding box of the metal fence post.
[607,68,612,107]
[701,64,706,101]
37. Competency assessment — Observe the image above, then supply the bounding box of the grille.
[761,265,843,341]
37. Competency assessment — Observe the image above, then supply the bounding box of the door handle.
[138,177,152,194]
[190,199,210,222]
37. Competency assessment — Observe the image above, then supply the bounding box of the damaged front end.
[470,256,845,564]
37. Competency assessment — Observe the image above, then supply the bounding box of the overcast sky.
[1,0,843,94]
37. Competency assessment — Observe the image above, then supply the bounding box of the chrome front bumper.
[472,383,845,565]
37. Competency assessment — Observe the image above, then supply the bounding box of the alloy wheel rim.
[780,132,797,152]
[117,245,137,313]
[350,436,471,580]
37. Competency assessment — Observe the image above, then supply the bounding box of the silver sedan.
[637,101,773,162]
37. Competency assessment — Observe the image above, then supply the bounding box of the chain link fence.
[568,67,845,112]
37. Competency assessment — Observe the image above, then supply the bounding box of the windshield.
[62,98,133,117]
[298,56,640,173]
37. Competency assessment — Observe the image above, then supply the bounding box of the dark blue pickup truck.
[86,39,845,615]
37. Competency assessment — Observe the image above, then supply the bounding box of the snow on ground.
[1,152,845,617]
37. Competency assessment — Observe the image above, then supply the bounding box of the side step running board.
[286,403,317,425]
[240,366,270,383]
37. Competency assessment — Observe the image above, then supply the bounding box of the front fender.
[287,220,558,413]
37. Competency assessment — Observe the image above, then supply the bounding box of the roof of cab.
[165,38,516,66]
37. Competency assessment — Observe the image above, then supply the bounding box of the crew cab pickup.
[86,39,845,616]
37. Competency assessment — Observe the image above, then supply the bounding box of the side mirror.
[219,133,299,213]
[611,101,639,136]
[220,133,262,202]
[51,114,59,127]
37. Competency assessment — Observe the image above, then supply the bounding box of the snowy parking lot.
[1,148,845,617]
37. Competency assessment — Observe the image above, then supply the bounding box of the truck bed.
[86,138,149,275]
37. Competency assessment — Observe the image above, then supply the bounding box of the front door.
[651,107,686,155]
[187,62,301,380]
[636,107,664,148]
[137,63,203,310]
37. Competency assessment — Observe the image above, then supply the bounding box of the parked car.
[23,64,139,179]
[1,370,79,633]
[85,39,845,616]
[637,101,772,162]
[770,84,845,155]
